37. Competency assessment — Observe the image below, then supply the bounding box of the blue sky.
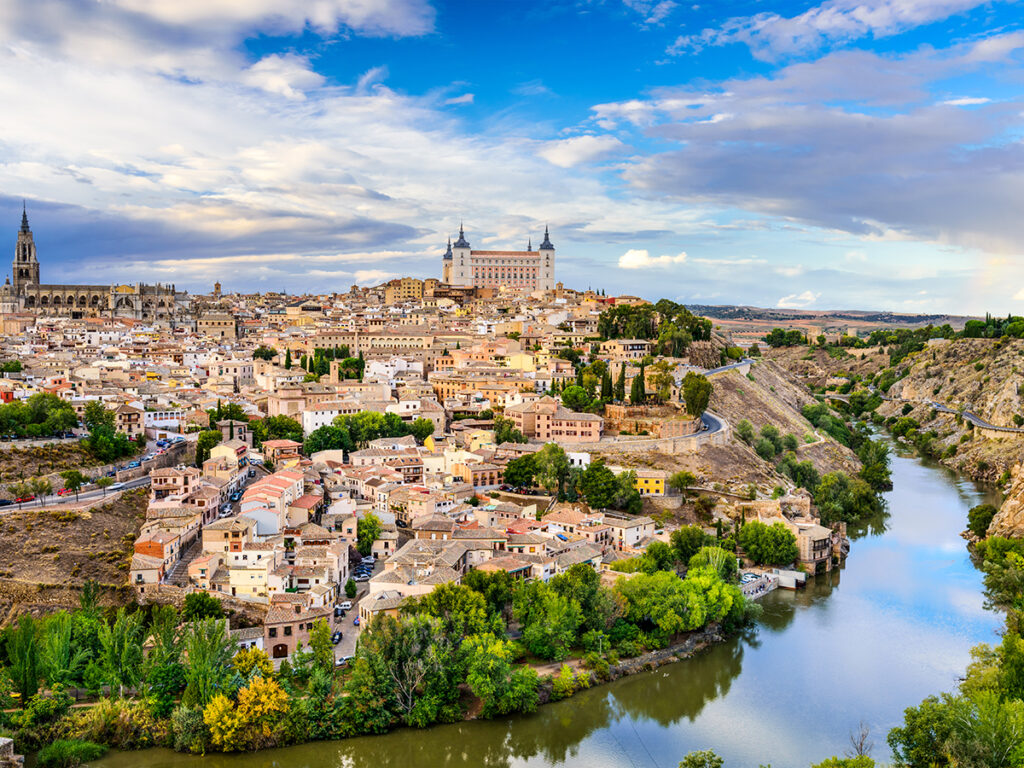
[1,0,1023,313]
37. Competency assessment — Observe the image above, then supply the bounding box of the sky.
[1,0,1023,314]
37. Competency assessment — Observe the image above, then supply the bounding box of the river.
[95,438,1002,768]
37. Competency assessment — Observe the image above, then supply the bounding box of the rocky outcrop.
[989,464,1024,538]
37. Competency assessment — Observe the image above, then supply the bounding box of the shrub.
[968,504,998,539]
[581,651,610,681]
[550,665,577,701]
[37,740,107,768]
[170,704,209,754]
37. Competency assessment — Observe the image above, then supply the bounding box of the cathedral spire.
[539,224,553,250]
[20,201,29,234]
[527,237,532,251]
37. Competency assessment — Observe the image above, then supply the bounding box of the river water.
[96,439,1002,768]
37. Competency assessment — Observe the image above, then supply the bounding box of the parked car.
[15,495,34,503]
[230,492,242,502]
[0,499,14,507]
[339,601,353,611]
[353,617,360,626]
[127,461,141,469]
[354,574,370,582]
[248,469,256,477]
[331,631,342,645]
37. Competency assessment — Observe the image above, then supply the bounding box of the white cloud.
[618,249,688,269]
[107,0,435,37]
[538,135,626,168]
[671,0,993,60]
[242,54,324,99]
[942,96,991,106]
[444,93,474,106]
[775,265,805,277]
[777,290,820,308]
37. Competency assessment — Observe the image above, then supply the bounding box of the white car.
[338,601,353,611]
[109,482,126,491]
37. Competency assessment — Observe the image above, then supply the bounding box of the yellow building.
[384,277,425,304]
[633,469,667,496]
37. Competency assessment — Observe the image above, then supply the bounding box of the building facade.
[442,225,555,291]
[7,208,191,323]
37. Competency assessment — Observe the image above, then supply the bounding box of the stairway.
[167,537,203,586]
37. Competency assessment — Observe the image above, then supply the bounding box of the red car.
[57,488,74,496]
[15,495,34,503]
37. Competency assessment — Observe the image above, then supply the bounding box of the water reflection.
[96,435,1004,768]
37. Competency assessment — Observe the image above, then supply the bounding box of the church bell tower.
[13,203,39,294]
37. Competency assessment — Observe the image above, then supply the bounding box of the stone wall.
[607,624,726,680]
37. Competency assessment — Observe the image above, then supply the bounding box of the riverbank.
[91,432,1001,768]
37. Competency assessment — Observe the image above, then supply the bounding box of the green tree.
[183,592,225,621]
[512,580,583,660]
[736,419,755,445]
[560,385,591,412]
[357,513,383,557]
[679,751,724,768]
[40,612,89,688]
[97,607,145,696]
[195,429,222,467]
[59,469,88,501]
[681,372,712,417]
[578,458,619,509]
[83,400,116,432]
[284,349,292,369]
[502,454,537,489]
[95,476,114,496]
[670,525,710,563]
[737,521,799,566]
[403,583,494,637]
[630,363,647,405]
[181,618,235,708]
[534,443,570,497]
[614,362,627,401]
[669,470,697,497]
[29,476,52,506]
[6,613,41,702]
[309,619,334,674]
[968,504,998,539]
[345,579,357,599]
[409,418,435,443]
[463,632,540,718]
[252,345,277,361]
[463,569,514,618]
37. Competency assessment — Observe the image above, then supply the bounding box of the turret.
[537,225,554,291]
[451,224,472,287]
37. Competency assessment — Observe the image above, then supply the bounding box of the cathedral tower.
[13,203,39,294]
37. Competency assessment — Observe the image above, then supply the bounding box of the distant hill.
[687,304,976,327]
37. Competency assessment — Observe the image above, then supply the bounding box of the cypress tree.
[630,362,646,405]
[284,349,292,369]
[601,370,612,401]
[614,362,626,402]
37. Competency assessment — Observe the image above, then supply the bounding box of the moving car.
[331,631,343,645]
[338,601,353,610]
[108,482,125,491]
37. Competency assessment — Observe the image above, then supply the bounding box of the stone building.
[7,207,191,323]
[442,224,555,291]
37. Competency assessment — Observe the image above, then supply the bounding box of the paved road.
[820,387,1024,434]
[5,475,151,510]
[0,434,85,450]
[704,358,756,376]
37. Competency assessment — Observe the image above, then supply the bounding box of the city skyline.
[2,0,1023,312]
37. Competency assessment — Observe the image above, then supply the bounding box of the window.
[284,626,293,636]
[269,627,277,638]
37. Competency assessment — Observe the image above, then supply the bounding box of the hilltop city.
[1,208,1020,765]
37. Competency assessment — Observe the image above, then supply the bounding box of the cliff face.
[989,464,1024,538]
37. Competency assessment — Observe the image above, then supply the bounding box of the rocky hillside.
[0,488,147,620]
[599,360,860,509]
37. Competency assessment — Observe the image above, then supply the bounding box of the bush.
[968,504,998,539]
[550,665,577,701]
[37,740,107,768]
[581,652,611,681]
[171,704,210,754]
[754,438,776,460]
